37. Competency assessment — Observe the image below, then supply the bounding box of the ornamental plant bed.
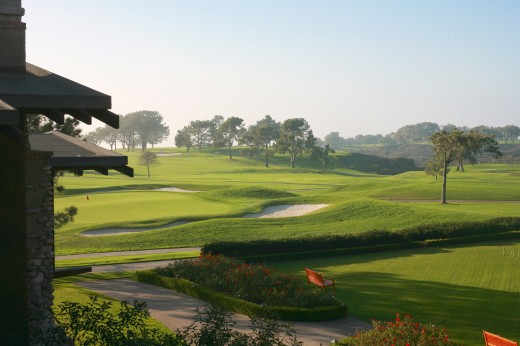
[137,254,347,322]
[339,313,461,346]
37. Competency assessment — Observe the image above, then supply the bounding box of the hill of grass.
[54,150,520,254]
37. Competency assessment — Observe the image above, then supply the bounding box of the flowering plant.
[155,254,336,308]
[340,313,460,346]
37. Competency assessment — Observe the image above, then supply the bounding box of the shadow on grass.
[336,271,520,345]
[58,184,167,196]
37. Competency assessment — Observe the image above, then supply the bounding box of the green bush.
[202,217,520,258]
[137,270,348,322]
[339,313,461,346]
[53,295,184,345]
[178,304,301,346]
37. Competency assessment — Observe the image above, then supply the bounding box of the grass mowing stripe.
[272,239,520,345]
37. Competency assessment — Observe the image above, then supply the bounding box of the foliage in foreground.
[53,295,183,345]
[154,254,336,308]
[179,304,301,346]
[46,295,301,346]
[340,313,460,346]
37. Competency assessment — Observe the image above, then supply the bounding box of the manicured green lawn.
[54,151,520,254]
[273,239,520,345]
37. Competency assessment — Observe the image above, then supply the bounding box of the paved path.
[78,279,371,346]
[56,247,201,260]
[90,260,178,273]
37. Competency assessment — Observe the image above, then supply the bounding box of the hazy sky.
[23,1,520,145]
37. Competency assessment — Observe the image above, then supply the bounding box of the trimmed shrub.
[202,217,520,259]
[137,269,347,322]
[339,313,461,345]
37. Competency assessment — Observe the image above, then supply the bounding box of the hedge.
[136,271,348,322]
[201,217,520,259]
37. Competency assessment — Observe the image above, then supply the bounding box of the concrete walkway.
[78,279,371,346]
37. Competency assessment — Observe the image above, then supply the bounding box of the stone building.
[1,1,132,343]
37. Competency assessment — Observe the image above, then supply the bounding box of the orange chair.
[483,330,518,346]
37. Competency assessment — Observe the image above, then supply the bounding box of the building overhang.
[29,131,134,177]
[0,63,119,128]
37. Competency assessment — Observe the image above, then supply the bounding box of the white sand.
[154,187,200,193]
[81,204,329,236]
[243,204,329,218]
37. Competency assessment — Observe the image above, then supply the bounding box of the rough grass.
[273,239,520,345]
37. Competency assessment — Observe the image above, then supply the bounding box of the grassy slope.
[273,239,520,345]
[54,152,520,254]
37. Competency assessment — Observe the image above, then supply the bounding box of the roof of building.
[29,131,133,177]
[0,63,119,128]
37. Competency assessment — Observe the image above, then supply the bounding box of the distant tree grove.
[323,122,520,149]
[173,115,322,168]
[85,110,170,152]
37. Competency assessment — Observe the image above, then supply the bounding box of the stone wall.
[25,150,55,344]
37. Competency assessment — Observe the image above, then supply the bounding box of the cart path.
[77,279,371,346]
[56,247,201,260]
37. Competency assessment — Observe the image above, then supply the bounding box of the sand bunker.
[154,187,200,193]
[82,221,187,237]
[82,204,329,236]
[243,204,329,218]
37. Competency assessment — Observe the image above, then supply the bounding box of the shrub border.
[136,270,348,322]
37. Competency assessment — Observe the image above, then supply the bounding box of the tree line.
[175,115,326,169]
[85,110,170,151]
[324,122,520,148]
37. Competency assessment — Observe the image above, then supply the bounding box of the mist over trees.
[323,122,520,149]
[85,110,169,151]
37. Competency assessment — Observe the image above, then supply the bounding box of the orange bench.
[483,330,518,346]
[305,268,335,292]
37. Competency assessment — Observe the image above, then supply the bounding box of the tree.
[276,118,316,168]
[311,144,335,173]
[27,114,83,138]
[139,151,158,178]
[85,125,119,150]
[454,130,501,172]
[240,115,280,167]
[324,132,344,149]
[125,110,170,151]
[430,130,501,204]
[189,120,213,152]
[216,116,245,159]
[424,159,444,181]
[175,126,193,152]
[119,114,139,152]
[209,115,224,147]
[502,125,520,144]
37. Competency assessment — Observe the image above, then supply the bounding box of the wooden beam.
[114,165,134,177]
[0,99,19,125]
[40,109,65,124]
[64,109,92,125]
[94,167,109,175]
[88,109,119,129]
